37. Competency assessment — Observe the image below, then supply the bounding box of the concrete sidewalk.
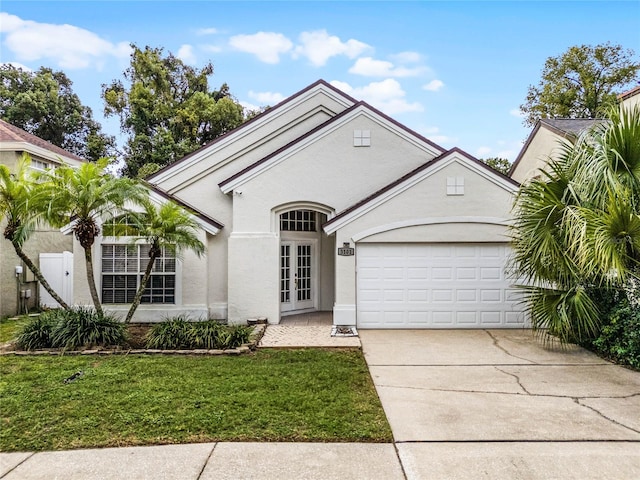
[1,443,404,480]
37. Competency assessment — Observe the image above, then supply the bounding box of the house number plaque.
[338,243,354,256]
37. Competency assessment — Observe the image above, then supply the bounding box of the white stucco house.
[72,80,527,329]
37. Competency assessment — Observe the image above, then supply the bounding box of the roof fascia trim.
[0,142,83,166]
[148,81,355,184]
[219,103,444,194]
[351,216,511,242]
[324,152,518,235]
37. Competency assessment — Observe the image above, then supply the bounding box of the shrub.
[145,316,192,349]
[591,299,640,369]
[16,314,56,350]
[49,307,127,350]
[145,317,252,350]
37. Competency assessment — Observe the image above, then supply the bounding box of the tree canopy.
[0,65,116,161]
[520,43,639,127]
[479,157,511,175]
[510,104,640,343]
[102,45,245,177]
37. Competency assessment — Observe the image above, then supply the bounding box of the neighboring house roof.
[141,180,224,234]
[324,147,519,235]
[508,117,605,177]
[538,118,604,137]
[618,85,640,101]
[146,79,359,182]
[219,100,446,193]
[0,119,86,164]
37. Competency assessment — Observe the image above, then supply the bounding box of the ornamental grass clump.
[16,307,127,351]
[15,314,56,350]
[49,307,127,350]
[145,316,252,350]
[144,316,192,349]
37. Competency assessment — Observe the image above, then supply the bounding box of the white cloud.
[294,30,370,66]
[229,32,293,64]
[510,108,525,118]
[430,135,456,146]
[177,44,196,65]
[419,126,456,146]
[248,90,285,104]
[390,51,422,64]
[0,13,130,69]
[476,146,492,157]
[349,57,425,78]
[330,79,423,115]
[196,27,219,36]
[423,79,444,92]
[239,100,260,112]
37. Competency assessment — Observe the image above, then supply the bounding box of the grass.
[0,349,392,452]
[0,316,29,343]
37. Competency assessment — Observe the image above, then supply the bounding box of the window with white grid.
[30,159,51,171]
[101,244,176,304]
[279,210,317,232]
[446,176,465,195]
[353,129,371,147]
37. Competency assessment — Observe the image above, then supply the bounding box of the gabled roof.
[141,180,224,235]
[146,79,358,182]
[618,85,640,101]
[0,119,85,163]
[323,147,519,235]
[219,100,446,193]
[508,117,605,177]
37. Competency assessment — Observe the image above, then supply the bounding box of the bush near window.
[145,317,252,350]
[16,307,127,351]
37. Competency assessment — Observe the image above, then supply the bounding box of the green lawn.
[0,316,28,344]
[0,349,392,452]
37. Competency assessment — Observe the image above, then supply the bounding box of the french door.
[280,241,315,313]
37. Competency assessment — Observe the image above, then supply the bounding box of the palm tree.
[511,104,640,343]
[121,197,204,323]
[0,154,70,309]
[38,159,146,316]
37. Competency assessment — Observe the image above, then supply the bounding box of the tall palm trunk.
[124,245,160,323]
[83,246,103,316]
[11,240,70,310]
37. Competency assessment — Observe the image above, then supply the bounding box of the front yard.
[0,349,392,452]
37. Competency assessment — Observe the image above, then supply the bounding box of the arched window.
[279,209,317,232]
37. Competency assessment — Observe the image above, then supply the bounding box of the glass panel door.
[280,241,314,313]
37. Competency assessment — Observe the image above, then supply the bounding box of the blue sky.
[1,1,639,161]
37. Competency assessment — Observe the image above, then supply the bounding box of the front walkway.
[258,312,361,348]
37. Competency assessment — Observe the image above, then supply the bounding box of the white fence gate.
[39,251,73,308]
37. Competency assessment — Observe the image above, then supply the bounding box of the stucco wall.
[0,150,76,317]
[71,229,210,323]
[148,87,353,319]
[225,111,439,323]
[510,127,567,184]
[330,157,516,325]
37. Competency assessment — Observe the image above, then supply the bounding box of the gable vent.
[353,130,371,147]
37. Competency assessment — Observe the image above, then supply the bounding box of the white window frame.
[100,241,180,305]
[447,176,465,195]
[353,129,371,147]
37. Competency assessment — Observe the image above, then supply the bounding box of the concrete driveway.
[360,329,640,480]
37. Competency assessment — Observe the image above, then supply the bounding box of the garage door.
[356,243,525,329]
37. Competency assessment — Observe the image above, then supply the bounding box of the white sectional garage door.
[356,243,525,329]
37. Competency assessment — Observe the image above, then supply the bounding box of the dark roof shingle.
[0,119,85,162]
